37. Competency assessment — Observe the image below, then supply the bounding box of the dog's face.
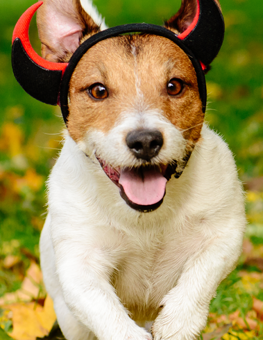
[68,35,203,211]
[37,0,205,212]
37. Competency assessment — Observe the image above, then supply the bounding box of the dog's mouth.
[97,158,178,212]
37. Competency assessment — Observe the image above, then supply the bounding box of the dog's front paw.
[152,320,197,340]
[125,326,152,340]
[152,306,205,340]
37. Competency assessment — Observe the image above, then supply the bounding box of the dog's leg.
[40,216,96,340]
[152,221,244,340]
[48,224,152,340]
[54,295,97,340]
[55,253,152,340]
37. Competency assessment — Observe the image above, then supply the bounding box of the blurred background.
[0,0,263,338]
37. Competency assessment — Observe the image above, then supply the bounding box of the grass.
[0,0,263,338]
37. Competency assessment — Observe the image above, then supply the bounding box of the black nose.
[126,129,163,161]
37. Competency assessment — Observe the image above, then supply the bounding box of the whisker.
[179,122,204,133]
[44,132,63,136]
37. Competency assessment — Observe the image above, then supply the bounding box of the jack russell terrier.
[12,0,246,339]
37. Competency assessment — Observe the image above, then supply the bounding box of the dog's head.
[12,0,223,212]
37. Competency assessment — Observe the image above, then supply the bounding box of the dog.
[11,0,246,339]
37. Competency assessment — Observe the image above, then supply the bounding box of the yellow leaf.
[25,144,39,162]
[0,122,24,157]
[13,169,44,193]
[1,240,20,255]
[7,295,56,340]
[223,330,256,340]
[240,274,261,293]
[38,295,57,333]
[31,217,44,231]
[246,191,261,203]
[207,81,223,100]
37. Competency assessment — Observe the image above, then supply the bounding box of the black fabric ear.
[182,0,224,66]
[12,38,63,105]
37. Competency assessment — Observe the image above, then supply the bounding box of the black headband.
[59,24,207,123]
[12,0,224,125]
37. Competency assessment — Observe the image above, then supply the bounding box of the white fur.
[41,123,246,340]
[39,2,246,339]
[80,0,107,30]
[77,109,187,169]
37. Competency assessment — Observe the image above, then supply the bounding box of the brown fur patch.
[68,34,204,146]
[165,0,197,33]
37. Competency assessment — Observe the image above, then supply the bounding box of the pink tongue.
[119,167,167,206]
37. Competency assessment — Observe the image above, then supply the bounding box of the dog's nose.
[126,129,163,161]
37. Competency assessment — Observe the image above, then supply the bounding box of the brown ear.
[37,0,104,62]
[165,0,197,33]
[165,0,221,34]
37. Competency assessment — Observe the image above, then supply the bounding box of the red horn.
[12,2,68,105]
[177,0,225,67]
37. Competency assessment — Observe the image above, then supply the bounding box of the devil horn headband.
[12,0,224,124]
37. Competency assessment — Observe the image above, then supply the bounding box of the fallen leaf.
[223,331,256,340]
[203,324,232,340]
[25,262,42,285]
[14,169,44,193]
[7,295,56,340]
[3,255,21,269]
[239,273,261,293]
[20,261,43,300]
[244,257,263,271]
[0,122,24,157]
[246,310,257,320]
[246,191,261,203]
[242,239,253,256]
[214,314,229,325]
[228,309,258,330]
[31,217,44,232]
[234,317,258,330]
[252,297,263,319]
[1,240,20,255]
[0,262,44,306]
[229,310,240,321]
[0,291,32,306]
[21,277,40,300]
[244,177,263,192]
[37,295,57,334]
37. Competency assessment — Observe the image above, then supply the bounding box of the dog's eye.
[167,79,184,96]
[88,83,108,100]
